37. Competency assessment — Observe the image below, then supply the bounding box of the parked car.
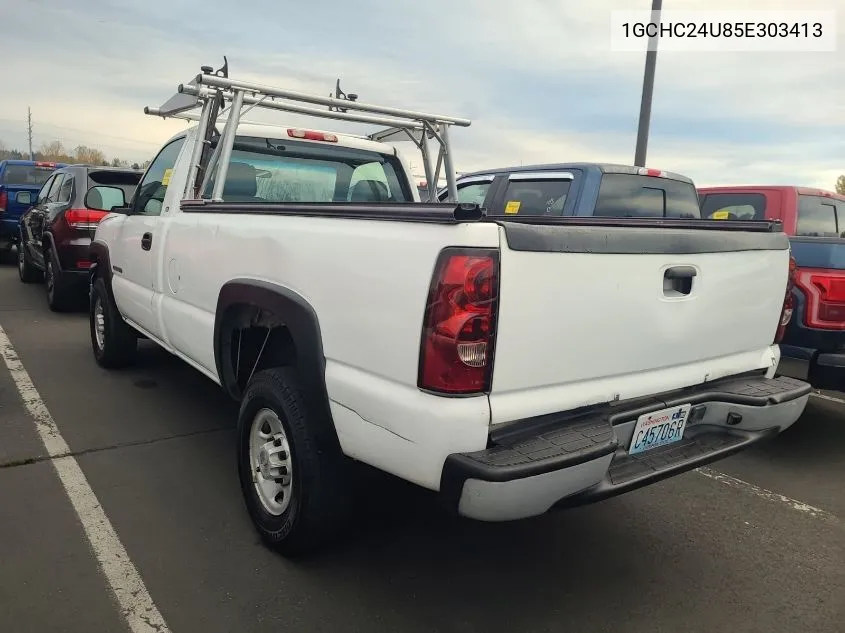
[436,163,702,218]
[18,164,142,311]
[88,66,809,557]
[698,185,845,390]
[0,160,65,261]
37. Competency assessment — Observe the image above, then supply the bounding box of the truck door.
[111,136,186,338]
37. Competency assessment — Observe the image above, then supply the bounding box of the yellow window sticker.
[711,209,730,220]
[161,168,173,187]
[505,200,521,214]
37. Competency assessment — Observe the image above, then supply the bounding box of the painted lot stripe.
[0,325,171,633]
[696,467,840,524]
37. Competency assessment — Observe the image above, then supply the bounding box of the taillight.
[0,190,7,214]
[637,167,665,177]
[418,248,500,394]
[775,256,796,343]
[65,208,109,230]
[287,129,338,142]
[792,264,845,331]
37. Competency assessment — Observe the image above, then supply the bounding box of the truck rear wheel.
[237,367,350,557]
[90,276,137,368]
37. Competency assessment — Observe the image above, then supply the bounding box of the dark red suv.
[17,164,142,311]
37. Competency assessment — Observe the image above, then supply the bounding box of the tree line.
[0,139,151,170]
[2,136,844,195]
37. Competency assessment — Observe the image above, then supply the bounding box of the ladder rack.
[144,58,471,202]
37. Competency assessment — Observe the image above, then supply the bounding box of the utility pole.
[634,0,663,167]
[27,107,33,160]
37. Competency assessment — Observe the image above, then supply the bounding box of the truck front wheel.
[237,367,350,557]
[90,276,138,368]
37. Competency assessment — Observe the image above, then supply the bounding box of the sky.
[1,0,842,189]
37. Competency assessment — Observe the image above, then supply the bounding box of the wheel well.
[221,303,298,397]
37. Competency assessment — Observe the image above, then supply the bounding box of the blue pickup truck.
[0,160,65,258]
[436,162,703,218]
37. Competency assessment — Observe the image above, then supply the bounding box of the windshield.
[1,164,56,187]
[206,136,412,203]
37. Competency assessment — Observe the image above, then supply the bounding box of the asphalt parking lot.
[0,264,843,633]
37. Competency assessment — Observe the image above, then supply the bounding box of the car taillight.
[418,248,500,394]
[65,208,109,230]
[775,256,797,343]
[0,190,7,214]
[793,264,845,331]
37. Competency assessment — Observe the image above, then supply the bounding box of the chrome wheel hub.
[93,298,105,351]
[46,261,54,294]
[249,408,293,516]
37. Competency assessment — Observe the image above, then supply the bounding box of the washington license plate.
[628,404,692,456]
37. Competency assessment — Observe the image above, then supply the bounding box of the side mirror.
[15,191,32,205]
[85,185,126,212]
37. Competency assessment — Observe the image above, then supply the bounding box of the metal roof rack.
[144,57,471,202]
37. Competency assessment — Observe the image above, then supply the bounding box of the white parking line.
[696,467,840,523]
[810,391,845,406]
[0,325,170,633]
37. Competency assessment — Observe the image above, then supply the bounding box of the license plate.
[628,403,692,456]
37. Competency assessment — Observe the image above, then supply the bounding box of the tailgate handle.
[665,266,697,279]
[664,266,696,296]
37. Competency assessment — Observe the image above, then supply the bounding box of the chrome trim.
[508,171,575,181]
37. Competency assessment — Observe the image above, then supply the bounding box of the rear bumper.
[0,217,20,245]
[439,374,810,522]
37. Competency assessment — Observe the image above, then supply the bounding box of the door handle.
[141,232,153,251]
[663,266,696,296]
[664,266,697,280]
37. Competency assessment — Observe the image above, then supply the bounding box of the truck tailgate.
[488,221,790,424]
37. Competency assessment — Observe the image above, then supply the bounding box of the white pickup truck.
[88,63,810,556]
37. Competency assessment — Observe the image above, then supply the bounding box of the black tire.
[90,276,138,368]
[17,242,42,283]
[0,247,15,266]
[45,250,74,312]
[237,367,351,557]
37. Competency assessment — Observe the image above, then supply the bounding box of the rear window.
[797,195,839,237]
[700,192,767,220]
[594,174,700,218]
[498,178,570,216]
[207,136,412,203]
[88,170,142,207]
[1,164,56,186]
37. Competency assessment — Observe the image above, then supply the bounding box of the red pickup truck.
[698,185,845,390]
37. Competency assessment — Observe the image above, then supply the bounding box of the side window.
[797,195,838,237]
[56,175,74,204]
[700,193,766,220]
[456,182,492,206]
[499,178,571,216]
[132,137,186,216]
[44,174,65,203]
[36,175,56,204]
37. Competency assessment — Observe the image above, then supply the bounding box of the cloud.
[0,0,841,190]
